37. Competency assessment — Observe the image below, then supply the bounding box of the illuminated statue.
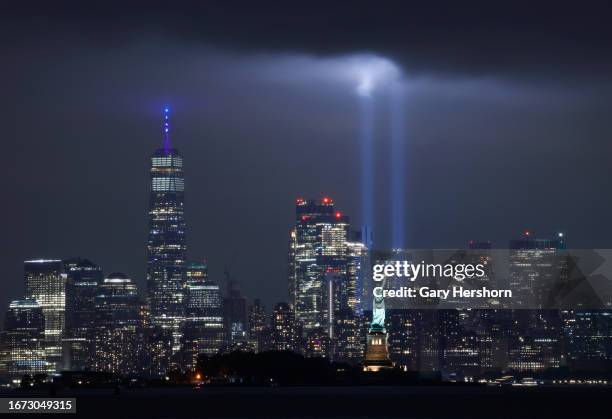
[363,275,393,371]
[370,293,386,332]
[370,277,386,332]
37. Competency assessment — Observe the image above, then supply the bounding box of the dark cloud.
[3,1,612,81]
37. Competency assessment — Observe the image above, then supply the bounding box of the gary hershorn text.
[373,286,513,299]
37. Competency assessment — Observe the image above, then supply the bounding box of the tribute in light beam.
[360,88,374,240]
[352,55,401,248]
[357,76,373,97]
[390,84,406,249]
[352,56,399,97]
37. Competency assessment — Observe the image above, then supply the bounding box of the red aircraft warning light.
[322,196,333,204]
[335,211,342,219]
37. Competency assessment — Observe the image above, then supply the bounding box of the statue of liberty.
[363,274,393,371]
[370,289,386,333]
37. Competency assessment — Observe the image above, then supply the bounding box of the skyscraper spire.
[163,105,171,155]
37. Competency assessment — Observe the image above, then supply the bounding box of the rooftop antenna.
[163,105,171,154]
[224,251,239,295]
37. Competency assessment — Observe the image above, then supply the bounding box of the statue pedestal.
[362,328,394,372]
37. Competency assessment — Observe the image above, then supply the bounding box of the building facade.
[92,273,145,376]
[181,268,225,369]
[24,259,66,372]
[248,299,267,352]
[289,197,350,335]
[146,107,187,355]
[270,303,300,352]
[1,299,50,380]
[64,258,102,370]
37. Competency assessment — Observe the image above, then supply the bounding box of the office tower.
[509,232,566,308]
[182,273,225,369]
[322,269,345,340]
[147,107,187,353]
[472,309,511,372]
[0,342,6,377]
[385,309,418,371]
[346,232,368,315]
[145,325,173,377]
[416,310,441,372]
[561,310,612,371]
[186,261,207,282]
[332,309,363,364]
[439,310,481,378]
[507,309,562,371]
[24,259,66,372]
[1,299,50,380]
[506,232,565,372]
[288,229,297,309]
[270,303,300,352]
[92,273,145,376]
[465,242,509,372]
[289,197,350,334]
[63,258,103,370]
[223,280,248,349]
[248,299,267,352]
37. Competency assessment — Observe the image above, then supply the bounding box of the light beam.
[390,84,406,248]
[360,91,375,240]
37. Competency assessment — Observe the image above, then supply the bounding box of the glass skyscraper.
[181,263,224,369]
[289,197,350,334]
[1,298,50,380]
[506,233,566,372]
[64,257,102,370]
[93,273,145,376]
[147,107,187,354]
[24,259,66,373]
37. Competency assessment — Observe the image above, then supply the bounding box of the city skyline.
[1,93,611,418]
[4,224,610,381]
[3,3,612,418]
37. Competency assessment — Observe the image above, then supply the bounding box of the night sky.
[2,1,612,312]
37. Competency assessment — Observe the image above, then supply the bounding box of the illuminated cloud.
[254,53,402,96]
[349,55,402,97]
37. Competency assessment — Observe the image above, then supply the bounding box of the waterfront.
[1,385,610,418]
